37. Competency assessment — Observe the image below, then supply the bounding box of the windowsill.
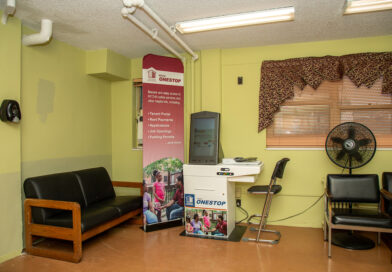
[266,147,392,151]
[266,147,324,150]
[132,147,143,151]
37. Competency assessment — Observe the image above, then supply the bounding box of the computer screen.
[189,111,220,165]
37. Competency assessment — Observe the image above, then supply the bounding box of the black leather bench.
[24,167,142,262]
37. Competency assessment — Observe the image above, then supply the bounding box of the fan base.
[332,231,375,250]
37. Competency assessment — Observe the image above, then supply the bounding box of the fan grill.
[325,122,376,169]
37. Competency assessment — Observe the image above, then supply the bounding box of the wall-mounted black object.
[0,99,21,123]
[237,76,243,85]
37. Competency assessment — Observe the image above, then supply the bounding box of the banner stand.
[143,218,183,232]
[142,54,185,232]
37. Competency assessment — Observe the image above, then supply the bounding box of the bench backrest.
[383,172,392,214]
[74,167,115,206]
[24,172,86,224]
[24,167,116,223]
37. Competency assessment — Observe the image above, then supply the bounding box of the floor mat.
[179,225,247,242]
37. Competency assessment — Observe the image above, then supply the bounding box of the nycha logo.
[185,194,195,207]
[147,68,156,81]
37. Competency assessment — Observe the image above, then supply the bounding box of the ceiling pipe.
[123,0,198,60]
[22,19,53,46]
[121,8,184,61]
[1,0,16,25]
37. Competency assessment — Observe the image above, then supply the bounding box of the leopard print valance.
[258,52,392,132]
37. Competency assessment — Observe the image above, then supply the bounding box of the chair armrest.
[24,198,80,211]
[24,198,81,234]
[112,181,143,196]
[381,189,392,201]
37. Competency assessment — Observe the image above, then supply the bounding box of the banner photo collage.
[142,54,185,229]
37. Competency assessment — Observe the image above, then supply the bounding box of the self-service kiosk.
[183,162,263,238]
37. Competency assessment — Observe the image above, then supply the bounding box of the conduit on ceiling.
[121,0,198,61]
[22,19,53,46]
[1,0,16,25]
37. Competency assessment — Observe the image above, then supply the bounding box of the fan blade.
[348,127,356,139]
[352,151,363,163]
[331,137,344,144]
[336,150,346,161]
[358,138,371,147]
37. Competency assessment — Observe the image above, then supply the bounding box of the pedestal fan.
[325,122,377,250]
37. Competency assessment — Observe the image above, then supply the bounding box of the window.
[267,77,392,147]
[132,78,143,149]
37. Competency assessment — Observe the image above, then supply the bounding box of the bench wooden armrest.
[381,189,392,201]
[112,181,143,196]
[24,198,82,262]
[25,198,81,211]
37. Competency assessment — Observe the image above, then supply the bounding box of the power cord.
[236,205,249,224]
[246,193,324,223]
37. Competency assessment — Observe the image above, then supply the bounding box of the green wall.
[0,18,113,262]
[0,12,23,263]
[21,27,112,179]
[1,11,392,263]
[201,36,392,228]
[111,35,392,229]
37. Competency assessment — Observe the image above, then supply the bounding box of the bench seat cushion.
[99,196,142,216]
[332,208,392,228]
[45,205,120,233]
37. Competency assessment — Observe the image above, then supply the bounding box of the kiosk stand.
[183,162,263,238]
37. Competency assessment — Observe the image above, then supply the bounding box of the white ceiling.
[3,0,392,58]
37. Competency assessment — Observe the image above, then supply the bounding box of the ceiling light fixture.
[175,7,295,34]
[344,0,392,14]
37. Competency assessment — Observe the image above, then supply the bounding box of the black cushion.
[45,204,120,233]
[332,208,392,228]
[383,172,392,215]
[248,185,282,194]
[24,172,86,224]
[74,167,116,206]
[327,174,379,203]
[98,196,142,216]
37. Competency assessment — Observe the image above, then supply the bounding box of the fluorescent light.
[176,7,294,34]
[344,0,392,14]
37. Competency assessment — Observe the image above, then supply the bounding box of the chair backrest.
[271,158,290,180]
[382,172,392,214]
[327,174,379,203]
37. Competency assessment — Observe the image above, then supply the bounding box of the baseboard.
[0,250,22,264]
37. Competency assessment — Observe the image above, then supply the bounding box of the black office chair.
[381,172,392,263]
[324,174,392,258]
[243,158,290,244]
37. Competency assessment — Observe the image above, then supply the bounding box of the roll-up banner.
[142,54,184,231]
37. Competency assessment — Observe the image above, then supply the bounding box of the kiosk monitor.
[189,111,220,165]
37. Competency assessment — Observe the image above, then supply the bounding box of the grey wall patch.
[37,79,55,122]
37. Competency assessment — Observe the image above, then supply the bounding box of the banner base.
[142,218,183,232]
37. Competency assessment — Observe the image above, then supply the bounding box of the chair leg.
[323,219,327,241]
[328,224,332,258]
[378,232,381,246]
[256,193,272,241]
[244,229,281,244]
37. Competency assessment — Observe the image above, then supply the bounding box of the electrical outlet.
[236,199,241,207]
